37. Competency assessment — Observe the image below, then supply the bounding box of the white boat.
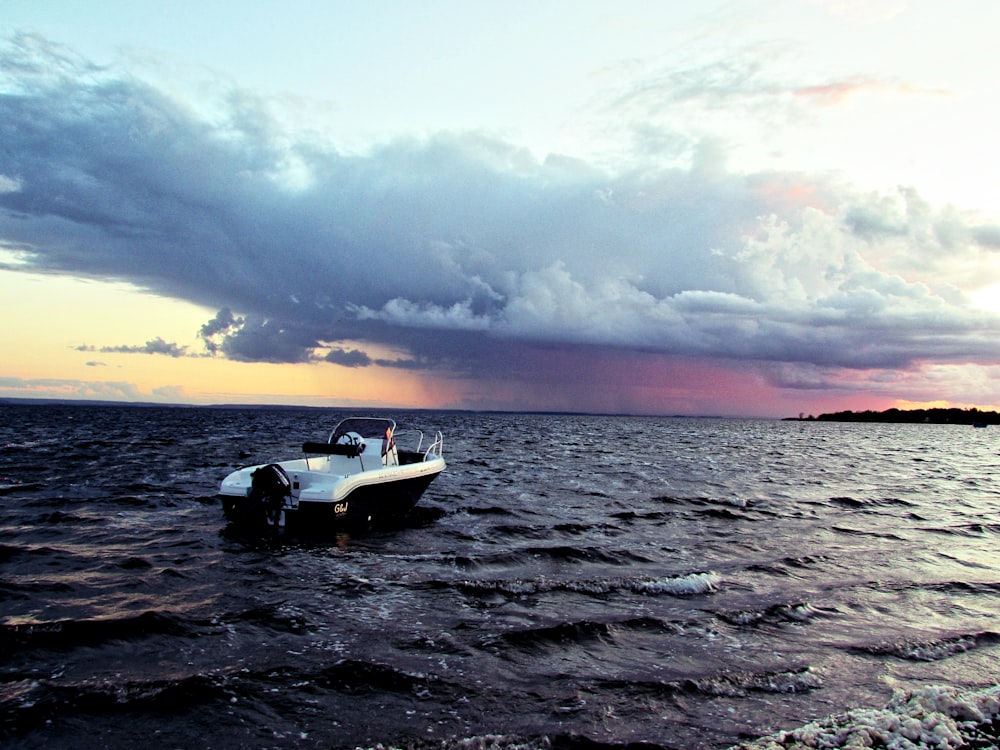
[219,417,445,531]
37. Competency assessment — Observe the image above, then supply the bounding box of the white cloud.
[354,298,491,331]
[0,175,21,194]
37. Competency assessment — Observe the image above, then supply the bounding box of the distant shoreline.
[785,407,998,425]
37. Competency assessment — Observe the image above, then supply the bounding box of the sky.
[2,0,1000,417]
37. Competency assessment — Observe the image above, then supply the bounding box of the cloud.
[324,347,372,367]
[199,307,244,354]
[0,375,146,401]
[792,79,948,106]
[2,34,1000,409]
[78,339,187,357]
[152,384,185,400]
[100,337,188,357]
[77,338,188,358]
[972,225,1000,250]
[0,174,21,194]
[212,317,318,364]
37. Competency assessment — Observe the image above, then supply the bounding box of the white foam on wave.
[697,667,823,697]
[1,440,41,449]
[458,571,722,597]
[903,637,976,662]
[722,610,765,626]
[774,602,820,623]
[360,734,550,750]
[732,684,1000,750]
[631,571,722,596]
[867,634,980,662]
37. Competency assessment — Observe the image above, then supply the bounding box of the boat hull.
[218,416,446,534]
[219,457,445,532]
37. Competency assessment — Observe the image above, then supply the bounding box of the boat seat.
[304,422,399,469]
[302,438,392,469]
[360,439,396,467]
[303,441,360,456]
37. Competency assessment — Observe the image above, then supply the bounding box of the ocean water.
[1,403,999,749]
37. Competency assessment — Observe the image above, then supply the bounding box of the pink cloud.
[793,79,949,106]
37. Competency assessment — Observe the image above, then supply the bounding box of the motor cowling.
[248,463,291,528]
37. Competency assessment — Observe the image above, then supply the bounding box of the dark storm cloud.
[324,347,373,368]
[2,34,1000,383]
[212,317,320,364]
[199,307,244,354]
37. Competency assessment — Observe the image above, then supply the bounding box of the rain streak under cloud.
[1,25,1000,415]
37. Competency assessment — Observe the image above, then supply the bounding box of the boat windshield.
[330,418,396,442]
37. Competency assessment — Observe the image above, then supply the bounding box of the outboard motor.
[248,463,291,529]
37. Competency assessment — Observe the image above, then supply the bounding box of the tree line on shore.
[787,407,998,425]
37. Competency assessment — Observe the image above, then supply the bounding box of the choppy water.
[1,403,999,749]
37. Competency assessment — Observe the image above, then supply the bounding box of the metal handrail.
[423,431,444,461]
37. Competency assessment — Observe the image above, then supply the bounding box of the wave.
[305,658,446,694]
[492,616,678,652]
[354,734,557,750]
[866,579,1000,598]
[221,602,312,634]
[696,507,748,520]
[853,631,1000,662]
[457,545,656,569]
[463,505,517,516]
[492,524,559,540]
[652,495,756,511]
[0,481,43,495]
[690,667,822,697]
[0,580,75,604]
[732,684,1000,750]
[747,555,828,577]
[28,510,92,525]
[354,734,681,750]
[608,510,669,522]
[830,526,904,540]
[1,611,197,651]
[489,522,618,541]
[717,602,827,627]
[631,571,721,595]
[929,580,1000,596]
[828,496,916,509]
[0,672,233,738]
[829,496,864,508]
[596,666,821,700]
[923,523,1000,537]
[1,654,461,738]
[455,571,721,597]
[1,440,43,450]
[344,685,1000,750]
